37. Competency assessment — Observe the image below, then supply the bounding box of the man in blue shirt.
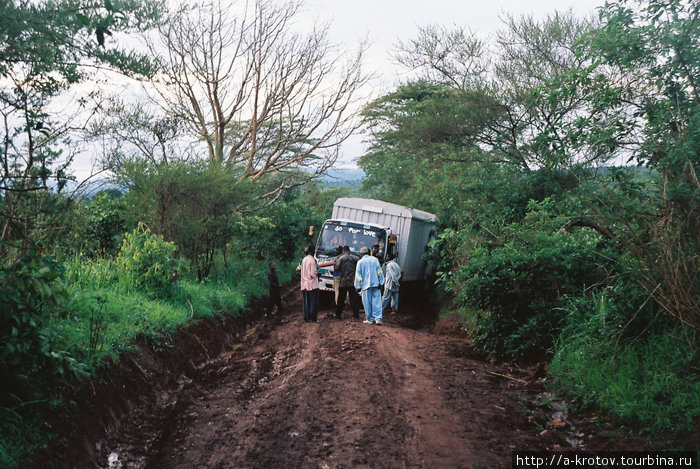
[354,246,385,325]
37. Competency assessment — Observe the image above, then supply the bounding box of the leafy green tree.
[564,0,700,334]
[116,159,246,280]
[80,190,131,257]
[390,11,598,171]
[0,0,163,258]
[359,12,600,234]
[359,82,493,206]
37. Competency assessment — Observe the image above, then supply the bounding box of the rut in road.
[101,289,556,469]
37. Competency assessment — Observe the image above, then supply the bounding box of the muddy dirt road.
[97,289,567,469]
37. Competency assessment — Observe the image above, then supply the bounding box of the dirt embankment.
[35,286,668,469]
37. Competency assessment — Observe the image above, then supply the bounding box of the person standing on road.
[335,245,361,319]
[300,246,320,322]
[382,253,401,314]
[318,246,343,307]
[355,246,384,325]
[332,245,343,306]
[266,261,283,317]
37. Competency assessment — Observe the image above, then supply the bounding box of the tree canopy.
[0,0,163,254]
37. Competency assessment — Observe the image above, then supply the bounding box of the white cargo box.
[331,198,437,282]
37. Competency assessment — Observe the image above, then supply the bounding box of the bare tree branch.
[147,0,369,203]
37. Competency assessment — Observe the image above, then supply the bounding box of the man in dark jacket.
[266,261,282,317]
[335,245,361,319]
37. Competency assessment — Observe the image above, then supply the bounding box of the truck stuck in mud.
[313,198,438,291]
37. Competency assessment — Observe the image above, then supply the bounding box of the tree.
[567,0,700,334]
[147,0,369,208]
[86,100,194,167]
[0,0,163,257]
[391,11,598,171]
[115,159,241,280]
[359,81,499,212]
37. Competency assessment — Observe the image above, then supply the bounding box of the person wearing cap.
[354,246,385,325]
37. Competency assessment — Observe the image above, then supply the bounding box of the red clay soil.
[37,287,692,469]
[83,289,557,469]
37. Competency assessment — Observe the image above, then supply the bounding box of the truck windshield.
[317,221,386,258]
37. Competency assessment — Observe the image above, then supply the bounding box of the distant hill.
[320,168,365,187]
[45,177,123,199]
[52,167,365,196]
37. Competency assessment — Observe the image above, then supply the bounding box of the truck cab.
[313,198,437,291]
[314,219,396,291]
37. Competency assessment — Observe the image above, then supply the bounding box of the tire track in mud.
[373,327,475,467]
[99,290,558,469]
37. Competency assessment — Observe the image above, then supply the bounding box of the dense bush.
[457,232,609,361]
[115,224,180,298]
[78,190,131,258]
[0,254,86,407]
[452,197,614,361]
[116,160,244,280]
[550,280,699,433]
[0,254,87,467]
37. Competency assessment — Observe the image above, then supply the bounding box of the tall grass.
[1,253,296,467]
[549,291,699,436]
[59,254,293,368]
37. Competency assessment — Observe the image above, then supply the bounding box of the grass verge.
[0,255,295,468]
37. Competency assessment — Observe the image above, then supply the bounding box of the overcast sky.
[302,0,604,87]
[72,0,607,177]
[295,0,606,166]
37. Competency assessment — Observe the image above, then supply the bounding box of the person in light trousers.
[382,253,401,314]
[354,246,385,325]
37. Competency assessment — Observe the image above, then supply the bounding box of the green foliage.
[1,0,164,260]
[115,223,179,298]
[550,284,699,433]
[0,245,291,467]
[0,254,86,406]
[568,0,700,332]
[0,253,88,468]
[456,217,611,361]
[117,159,321,274]
[359,82,492,206]
[249,190,320,261]
[77,190,131,258]
[0,410,53,469]
[359,0,698,439]
[296,183,355,221]
[0,189,80,257]
[117,160,249,280]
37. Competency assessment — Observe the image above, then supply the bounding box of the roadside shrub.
[117,160,249,280]
[251,196,317,262]
[0,254,87,407]
[79,190,131,258]
[551,285,699,433]
[0,254,87,468]
[115,224,179,298]
[456,225,610,362]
